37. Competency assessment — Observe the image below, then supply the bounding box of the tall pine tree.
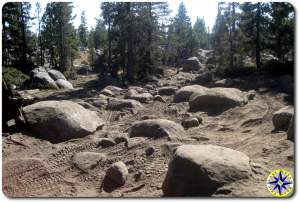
[78,11,88,47]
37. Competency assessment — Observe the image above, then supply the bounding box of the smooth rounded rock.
[174,85,208,103]
[128,119,185,141]
[56,79,73,89]
[272,106,294,131]
[103,161,128,192]
[162,145,251,196]
[23,100,104,143]
[189,87,247,114]
[72,152,106,170]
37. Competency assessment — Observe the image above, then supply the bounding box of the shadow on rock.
[102,175,121,193]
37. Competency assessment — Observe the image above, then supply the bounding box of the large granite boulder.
[48,69,67,81]
[30,67,59,89]
[30,67,73,90]
[189,87,248,114]
[56,79,74,89]
[128,119,185,141]
[191,71,213,86]
[106,98,144,111]
[182,57,203,72]
[173,85,208,103]
[162,145,251,196]
[272,106,294,131]
[23,100,104,143]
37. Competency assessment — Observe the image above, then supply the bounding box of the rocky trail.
[2,68,294,197]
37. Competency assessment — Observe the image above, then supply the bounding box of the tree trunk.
[37,7,43,66]
[108,21,113,75]
[20,4,27,64]
[255,3,261,72]
[145,2,152,75]
[126,2,134,82]
[229,3,236,68]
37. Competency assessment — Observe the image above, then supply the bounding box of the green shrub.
[2,67,29,88]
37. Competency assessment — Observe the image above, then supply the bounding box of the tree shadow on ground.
[217,74,294,105]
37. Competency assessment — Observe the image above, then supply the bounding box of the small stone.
[141,115,156,120]
[214,78,233,87]
[153,95,166,103]
[114,136,129,146]
[100,88,115,97]
[125,89,153,103]
[182,118,200,129]
[145,146,155,157]
[134,171,144,182]
[105,161,128,187]
[72,152,106,170]
[96,138,116,148]
[196,117,203,124]
[247,90,256,100]
[158,86,178,96]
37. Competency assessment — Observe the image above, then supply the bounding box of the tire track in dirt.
[3,158,64,197]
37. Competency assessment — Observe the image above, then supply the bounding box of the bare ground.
[2,70,294,197]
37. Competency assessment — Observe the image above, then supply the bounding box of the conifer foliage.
[2,1,295,84]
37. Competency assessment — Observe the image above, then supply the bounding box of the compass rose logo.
[266,169,294,197]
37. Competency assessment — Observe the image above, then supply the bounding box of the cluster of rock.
[12,58,294,197]
[30,67,73,89]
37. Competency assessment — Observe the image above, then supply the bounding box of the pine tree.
[99,2,170,80]
[101,2,116,74]
[268,2,294,63]
[36,2,43,66]
[2,2,33,72]
[42,2,58,68]
[229,2,237,68]
[239,2,269,71]
[41,2,78,71]
[193,17,208,49]
[78,11,88,47]
[87,19,107,73]
[212,2,229,68]
[135,2,170,78]
[93,19,107,49]
[172,2,192,65]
